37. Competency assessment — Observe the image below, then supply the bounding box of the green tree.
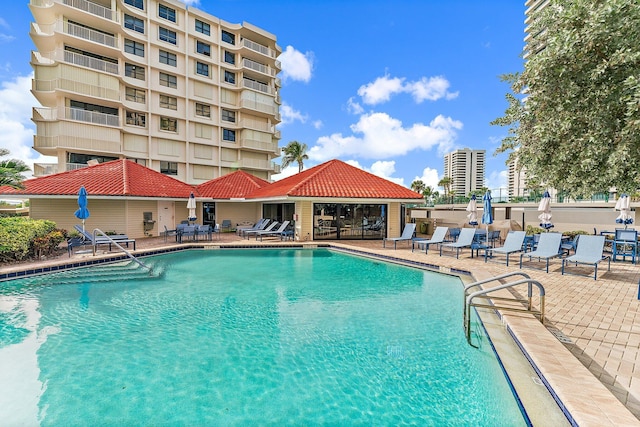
[0,149,30,189]
[438,177,452,197]
[423,186,434,204]
[492,0,640,195]
[281,140,309,173]
[410,179,426,194]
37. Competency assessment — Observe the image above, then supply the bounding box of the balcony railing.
[240,99,277,115]
[33,162,59,177]
[242,38,276,58]
[243,78,271,94]
[239,137,278,152]
[35,134,121,153]
[35,49,119,74]
[272,163,281,174]
[239,118,270,132]
[32,106,120,127]
[66,21,117,48]
[239,158,271,170]
[34,78,120,100]
[63,0,116,22]
[243,58,275,76]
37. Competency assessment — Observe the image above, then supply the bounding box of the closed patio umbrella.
[74,186,90,233]
[187,192,197,223]
[482,191,493,245]
[615,194,633,228]
[538,191,553,230]
[466,194,478,226]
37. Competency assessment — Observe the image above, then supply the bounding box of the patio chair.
[240,219,270,238]
[560,234,580,256]
[612,229,638,264]
[412,226,448,253]
[561,235,610,280]
[383,223,416,249]
[236,218,265,236]
[67,237,89,257]
[196,224,213,241]
[439,227,476,258]
[74,225,136,250]
[177,224,197,243]
[484,231,526,266]
[221,219,232,232]
[519,232,563,273]
[256,221,290,241]
[244,221,278,239]
[447,227,461,242]
[164,225,178,242]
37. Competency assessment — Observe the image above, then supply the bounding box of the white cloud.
[312,120,323,130]
[309,112,462,162]
[177,0,200,6]
[278,45,313,83]
[270,164,299,181]
[279,102,308,126]
[346,97,363,115]
[0,74,56,175]
[357,74,458,105]
[486,169,508,192]
[413,167,441,191]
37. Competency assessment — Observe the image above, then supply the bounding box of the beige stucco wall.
[214,202,262,229]
[296,200,313,241]
[386,202,402,238]
[30,198,128,236]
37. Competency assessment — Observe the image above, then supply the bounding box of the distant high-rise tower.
[29,0,282,183]
[443,148,485,196]
[507,157,528,199]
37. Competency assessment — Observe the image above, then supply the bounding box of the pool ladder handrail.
[92,228,153,273]
[463,272,545,346]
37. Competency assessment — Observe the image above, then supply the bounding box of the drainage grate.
[547,327,573,344]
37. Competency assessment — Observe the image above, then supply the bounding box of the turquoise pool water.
[0,248,527,425]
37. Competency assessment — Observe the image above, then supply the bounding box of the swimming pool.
[1,248,528,425]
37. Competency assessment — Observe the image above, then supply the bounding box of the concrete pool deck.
[2,233,640,425]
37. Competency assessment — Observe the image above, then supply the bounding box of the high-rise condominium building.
[507,157,528,199]
[523,0,549,60]
[443,148,485,196]
[29,0,282,183]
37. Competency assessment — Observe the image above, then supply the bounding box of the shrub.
[0,217,59,262]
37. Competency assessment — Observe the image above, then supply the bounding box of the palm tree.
[438,177,453,197]
[0,149,30,189]
[423,186,434,204]
[410,179,426,194]
[281,140,309,173]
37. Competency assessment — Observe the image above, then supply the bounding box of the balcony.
[35,49,119,75]
[240,98,277,116]
[65,21,117,48]
[34,134,121,153]
[33,78,120,101]
[272,163,281,174]
[32,106,119,127]
[33,162,59,176]
[242,38,277,58]
[243,78,271,94]
[239,137,278,153]
[239,158,272,170]
[242,58,275,77]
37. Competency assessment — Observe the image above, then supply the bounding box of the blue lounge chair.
[519,232,563,272]
[439,227,476,258]
[245,221,278,239]
[236,219,265,236]
[484,231,526,266]
[412,226,448,253]
[562,235,610,280]
[240,219,269,238]
[383,223,416,249]
[74,225,136,250]
[256,221,290,241]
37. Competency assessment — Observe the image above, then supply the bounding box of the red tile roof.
[246,159,424,200]
[196,170,270,199]
[0,159,195,198]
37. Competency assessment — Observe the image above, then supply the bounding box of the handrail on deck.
[92,228,152,272]
[464,274,545,347]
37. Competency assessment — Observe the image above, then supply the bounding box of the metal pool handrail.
[92,228,152,272]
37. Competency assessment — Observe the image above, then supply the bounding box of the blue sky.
[0,0,525,192]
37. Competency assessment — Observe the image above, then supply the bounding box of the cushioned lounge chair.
[383,223,416,249]
[484,231,526,266]
[439,227,476,258]
[245,221,278,239]
[562,235,610,280]
[74,225,136,250]
[236,219,265,236]
[412,226,449,253]
[256,221,290,241]
[519,232,563,272]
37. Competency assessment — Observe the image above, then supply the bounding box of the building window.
[124,0,144,10]
[160,117,177,132]
[125,87,145,103]
[124,14,144,33]
[222,128,236,142]
[159,72,177,88]
[125,63,145,80]
[195,19,210,36]
[159,27,177,45]
[158,4,176,22]
[196,62,209,77]
[160,95,177,110]
[126,111,146,127]
[124,39,144,57]
[224,51,235,65]
[224,70,236,84]
[160,161,178,175]
[196,103,211,117]
[221,109,235,123]
[221,30,235,45]
[196,41,210,56]
[159,50,177,66]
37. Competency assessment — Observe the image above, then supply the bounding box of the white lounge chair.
[484,231,526,266]
[383,223,416,249]
[562,235,610,280]
[256,221,290,241]
[412,226,448,253]
[244,221,277,239]
[240,219,269,238]
[439,228,476,258]
[519,232,562,272]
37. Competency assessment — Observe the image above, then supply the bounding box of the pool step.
[20,260,165,286]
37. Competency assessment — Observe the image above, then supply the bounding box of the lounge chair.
[74,225,136,250]
[562,235,611,280]
[236,219,265,236]
[484,231,526,266]
[245,221,278,239]
[519,232,563,272]
[240,219,269,238]
[439,227,476,258]
[383,223,416,249]
[256,221,290,241]
[412,226,448,253]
